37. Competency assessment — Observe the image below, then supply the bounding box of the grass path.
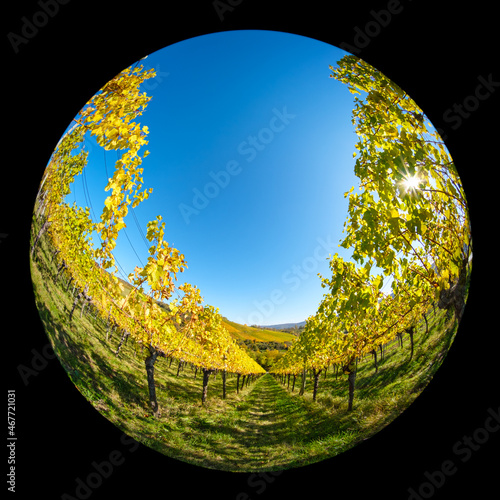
[148,373,324,471]
[218,374,304,470]
[192,373,360,471]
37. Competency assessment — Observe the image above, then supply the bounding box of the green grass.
[29,222,462,472]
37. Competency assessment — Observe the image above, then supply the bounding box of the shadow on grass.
[165,374,355,470]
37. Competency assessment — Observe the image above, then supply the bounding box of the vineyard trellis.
[270,55,471,411]
[30,63,264,414]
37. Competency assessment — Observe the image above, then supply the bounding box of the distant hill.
[222,319,296,343]
[259,321,306,331]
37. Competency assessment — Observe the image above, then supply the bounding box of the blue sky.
[64,29,377,326]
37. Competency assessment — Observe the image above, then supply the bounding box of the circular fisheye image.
[29,29,471,472]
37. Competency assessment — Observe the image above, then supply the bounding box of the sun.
[402,173,421,193]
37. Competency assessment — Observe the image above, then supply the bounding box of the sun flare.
[402,174,421,192]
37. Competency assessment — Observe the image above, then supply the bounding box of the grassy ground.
[29,223,461,472]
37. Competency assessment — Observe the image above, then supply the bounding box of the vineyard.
[268,55,472,412]
[30,64,266,415]
[29,54,471,471]
[30,225,459,471]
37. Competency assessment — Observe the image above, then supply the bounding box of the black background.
[4,1,499,498]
